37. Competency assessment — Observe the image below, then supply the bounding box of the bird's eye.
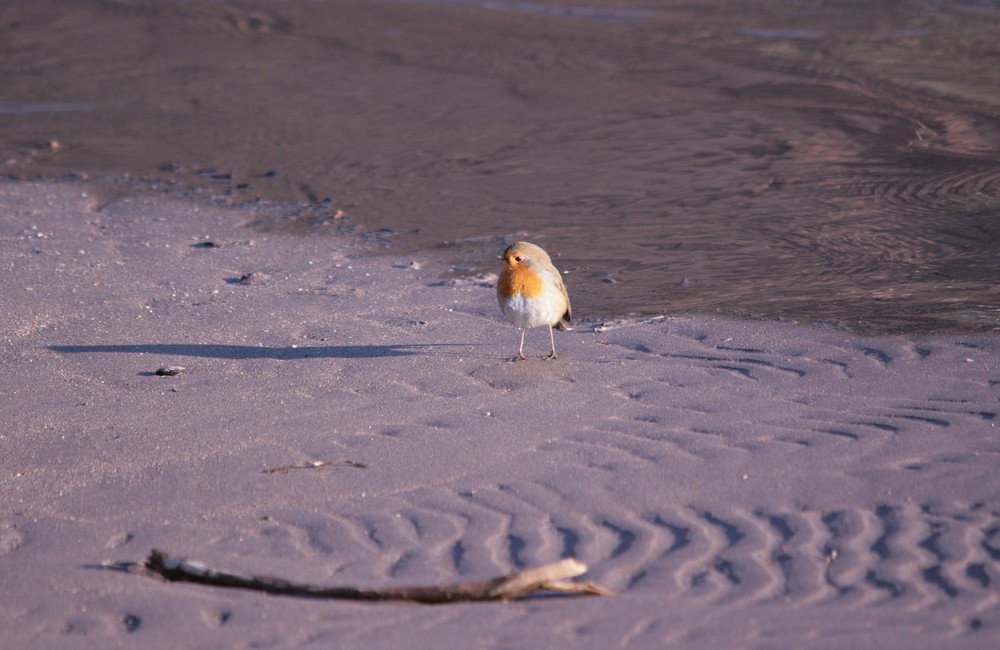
[514,256,522,262]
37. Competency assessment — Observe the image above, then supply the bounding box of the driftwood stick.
[262,459,366,474]
[144,550,613,603]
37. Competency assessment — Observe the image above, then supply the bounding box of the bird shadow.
[48,342,473,361]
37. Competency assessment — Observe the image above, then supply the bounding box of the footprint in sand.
[0,521,25,555]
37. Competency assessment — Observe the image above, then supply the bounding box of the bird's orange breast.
[498,265,545,299]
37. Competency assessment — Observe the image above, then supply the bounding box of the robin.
[497,241,572,361]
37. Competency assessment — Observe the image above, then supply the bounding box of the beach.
[2,179,998,648]
[3,0,1000,646]
[3,0,1000,331]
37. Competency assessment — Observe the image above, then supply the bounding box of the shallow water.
[2,0,999,333]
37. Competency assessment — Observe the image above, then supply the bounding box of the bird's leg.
[544,325,558,360]
[515,328,527,361]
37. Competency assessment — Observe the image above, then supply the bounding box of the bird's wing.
[556,272,571,322]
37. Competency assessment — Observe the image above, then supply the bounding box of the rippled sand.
[2,181,998,647]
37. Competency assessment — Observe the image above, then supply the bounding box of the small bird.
[497,241,572,361]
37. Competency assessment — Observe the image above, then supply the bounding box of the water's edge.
[2,0,999,334]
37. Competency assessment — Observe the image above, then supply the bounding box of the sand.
[1,179,998,648]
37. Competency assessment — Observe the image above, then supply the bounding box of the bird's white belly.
[500,293,563,329]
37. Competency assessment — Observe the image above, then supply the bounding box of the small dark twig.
[143,550,613,603]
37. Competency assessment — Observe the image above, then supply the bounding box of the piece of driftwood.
[262,459,366,474]
[144,550,613,603]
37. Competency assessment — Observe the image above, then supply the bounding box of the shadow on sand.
[48,343,471,360]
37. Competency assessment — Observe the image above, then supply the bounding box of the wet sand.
[2,0,1000,332]
[2,179,999,648]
